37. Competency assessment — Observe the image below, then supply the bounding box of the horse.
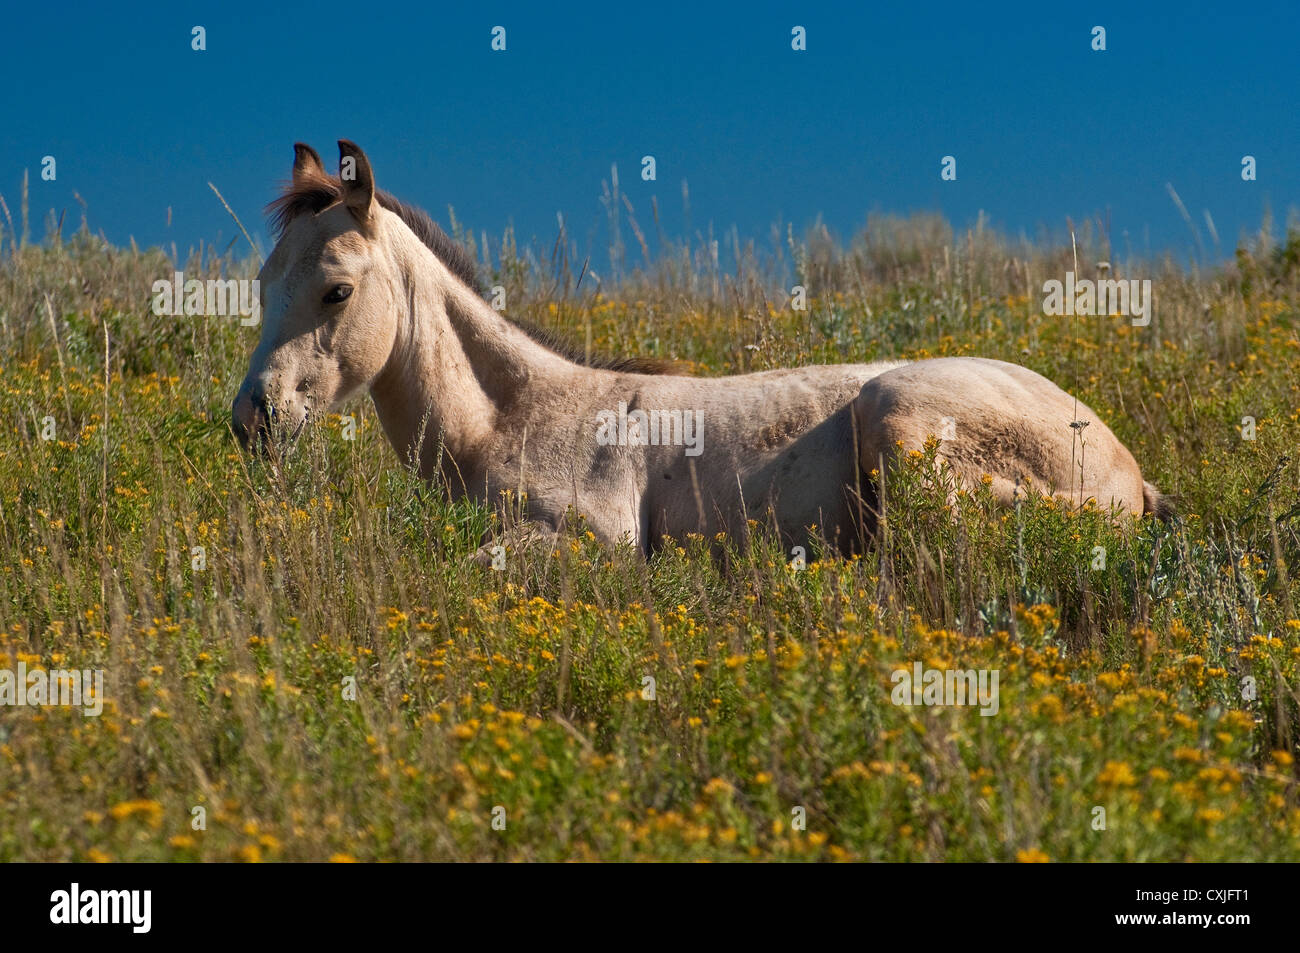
[232,140,1168,561]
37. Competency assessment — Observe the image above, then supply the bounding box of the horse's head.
[232,140,400,449]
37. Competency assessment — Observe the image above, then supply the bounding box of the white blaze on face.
[251,276,290,374]
[234,268,310,441]
[244,273,306,403]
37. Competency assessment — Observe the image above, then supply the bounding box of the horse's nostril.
[232,390,270,449]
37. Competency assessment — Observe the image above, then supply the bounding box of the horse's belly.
[644,400,866,551]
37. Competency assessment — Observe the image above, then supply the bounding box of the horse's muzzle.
[231,385,271,449]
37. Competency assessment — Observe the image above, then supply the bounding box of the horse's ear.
[337,140,376,228]
[292,143,325,181]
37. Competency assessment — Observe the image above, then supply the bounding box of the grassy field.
[2,200,1299,861]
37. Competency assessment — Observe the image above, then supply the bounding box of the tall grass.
[0,202,1298,860]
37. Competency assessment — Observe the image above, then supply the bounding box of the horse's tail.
[1143,480,1174,521]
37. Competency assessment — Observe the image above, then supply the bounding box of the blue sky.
[3,1,1297,266]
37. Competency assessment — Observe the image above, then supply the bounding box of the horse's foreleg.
[470,522,561,568]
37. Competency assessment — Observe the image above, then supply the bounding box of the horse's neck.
[368,227,559,486]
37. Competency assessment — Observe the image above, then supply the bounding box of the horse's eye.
[323,284,353,304]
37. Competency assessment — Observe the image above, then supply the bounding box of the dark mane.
[267,172,681,376]
[268,169,482,293]
[498,318,681,375]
